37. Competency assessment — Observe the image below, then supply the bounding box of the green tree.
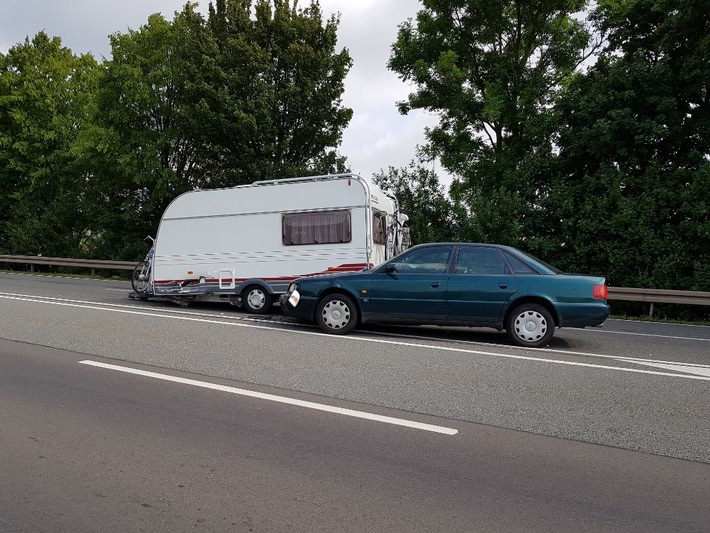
[79,6,215,259]
[205,0,353,183]
[82,1,353,259]
[373,153,472,244]
[389,0,598,244]
[0,32,98,256]
[540,0,710,290]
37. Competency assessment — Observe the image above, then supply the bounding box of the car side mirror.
[384,264,398,275]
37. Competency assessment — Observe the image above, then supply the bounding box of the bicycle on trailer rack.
[131,236,155,295]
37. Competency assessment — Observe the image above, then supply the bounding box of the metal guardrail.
[607,287,710,306]
[1,255,709,316]
[0,255,137,274]
[607,287,710,317]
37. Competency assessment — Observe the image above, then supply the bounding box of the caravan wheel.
[242,285,272,314]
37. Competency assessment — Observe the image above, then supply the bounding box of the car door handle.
[431,282,441,288]
[498,283,508,289]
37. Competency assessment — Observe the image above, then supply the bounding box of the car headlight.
[288,289,301,307]
[288,282,298,293]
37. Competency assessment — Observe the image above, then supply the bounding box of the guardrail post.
[649,302,654,319]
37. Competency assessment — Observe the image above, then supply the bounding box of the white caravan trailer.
[134,174,409,313]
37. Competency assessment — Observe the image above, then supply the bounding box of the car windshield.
[365,255,400,271]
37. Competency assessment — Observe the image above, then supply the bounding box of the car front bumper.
[279,292,315,322]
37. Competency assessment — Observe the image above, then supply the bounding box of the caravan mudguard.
[236,278,278,315]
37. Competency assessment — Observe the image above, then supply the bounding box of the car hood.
[299,270,373,283]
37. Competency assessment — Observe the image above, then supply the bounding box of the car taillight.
[593,285,608,299]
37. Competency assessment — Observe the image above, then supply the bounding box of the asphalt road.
[1,272,709,532]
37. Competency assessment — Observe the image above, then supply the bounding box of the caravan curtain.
[282,210,352,245]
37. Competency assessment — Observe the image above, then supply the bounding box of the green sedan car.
[280,243,610,348]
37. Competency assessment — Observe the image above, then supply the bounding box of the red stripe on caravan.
[152,263,369,286]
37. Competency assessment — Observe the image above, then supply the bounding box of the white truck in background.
[131,174,409,313]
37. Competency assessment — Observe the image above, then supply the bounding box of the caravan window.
[282,210,352,246]
[373,210,387,245]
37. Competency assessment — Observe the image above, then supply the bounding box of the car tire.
[506,303,555,348]
[315,293,358,334]
[242,285,272,314]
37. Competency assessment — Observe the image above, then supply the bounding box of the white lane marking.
[4,290,710,352]
[3,277,709,338]
[2,292,710,382]
[571,327,710,343]
[78,360,458,435]
[613,360,710,378]
[359,328,710,370]
[607,317,710,329]
[0,291,251,322]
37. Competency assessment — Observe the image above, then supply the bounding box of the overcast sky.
[1,0,444,183]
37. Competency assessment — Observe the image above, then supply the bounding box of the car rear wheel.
[315,293,358,334]
[506,303,555,348]
[242,285,272,314]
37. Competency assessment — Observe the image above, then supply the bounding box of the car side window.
[454,247,508,275]
[502,251,539,274]
[395,246,452,273]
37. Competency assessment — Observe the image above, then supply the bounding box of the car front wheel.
[315,293,358,334]
[506,303,555,348]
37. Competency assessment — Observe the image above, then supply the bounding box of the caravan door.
[371,209,388,266]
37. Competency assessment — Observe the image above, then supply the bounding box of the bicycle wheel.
[131,261,151,294]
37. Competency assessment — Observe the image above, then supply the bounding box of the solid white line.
[627,361,710,378]
[0,292,250,321]
[3,292,710,382]
[571,326,710,343]
[369,329,710,370]
[78,360,459,435]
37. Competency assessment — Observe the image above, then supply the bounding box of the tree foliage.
[0,1,352,260]
[389,0,597,244]
[0,33,98,255]
[205,0,353,183]
[373,153,473,244]
[1,0,708,303]
[537,0,710,289]
[384,0,709,295]
[79,7,218,259]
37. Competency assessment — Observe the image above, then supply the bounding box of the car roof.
[402,243,558,274]
[407,242,517,251]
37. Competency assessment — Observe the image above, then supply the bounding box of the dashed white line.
[78,360,459,435]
